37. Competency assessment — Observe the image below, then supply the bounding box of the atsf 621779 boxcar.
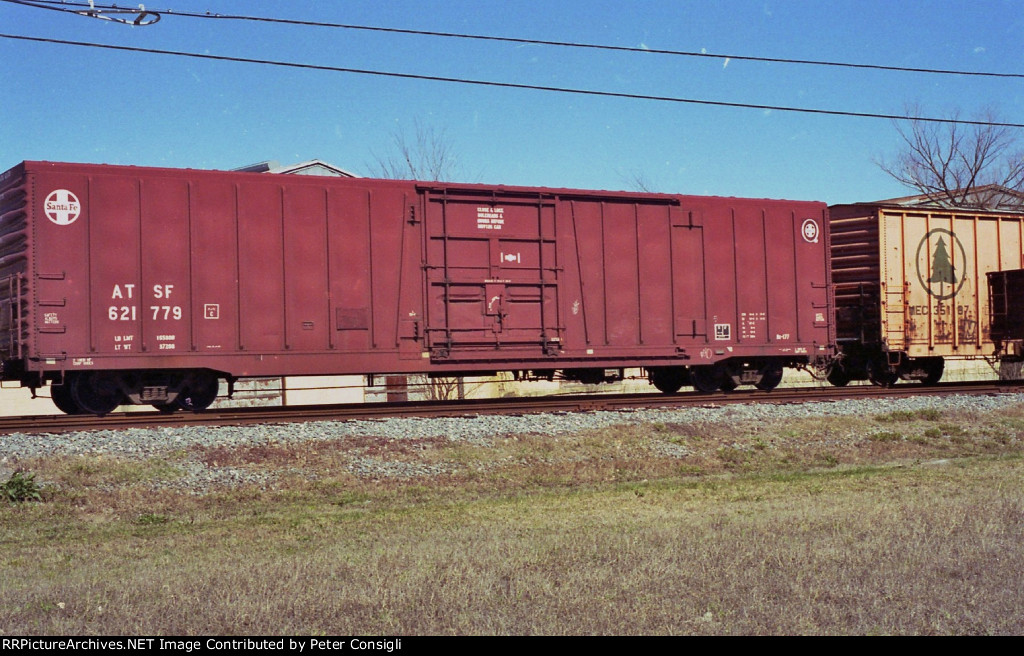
[0,161,833,414]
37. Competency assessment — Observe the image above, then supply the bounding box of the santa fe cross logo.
[44,189,81,226]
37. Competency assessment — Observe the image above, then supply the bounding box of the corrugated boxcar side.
[22,163,431,378]
[417,186,831,366]
[831,203,1024,359]
[0,163,31,367]
[691,196,831,357]
[558,195,687,352]
[554,194,832,362]
[9,161,832,387]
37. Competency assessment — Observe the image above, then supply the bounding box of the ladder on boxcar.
[881,282,908,352]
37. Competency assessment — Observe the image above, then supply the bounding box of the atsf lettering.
[107,283,182,324]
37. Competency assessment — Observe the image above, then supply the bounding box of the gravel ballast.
[2,393,1021,491]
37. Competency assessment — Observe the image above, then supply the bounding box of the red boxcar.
[0,161,834,413]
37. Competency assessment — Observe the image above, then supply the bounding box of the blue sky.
[0,0,1021,203]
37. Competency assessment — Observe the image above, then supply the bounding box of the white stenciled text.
[107,282,182,323]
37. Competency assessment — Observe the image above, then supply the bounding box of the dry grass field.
[1,402,1022,635]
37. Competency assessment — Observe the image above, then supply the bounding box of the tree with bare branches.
[619,168,657,193]
[368,120,460,182]
[877,106,1024,209]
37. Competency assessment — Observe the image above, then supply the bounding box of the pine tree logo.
[916,229,967,300]
[927,237,957,284]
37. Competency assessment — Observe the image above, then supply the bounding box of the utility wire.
[1,0,159,25]
[5,0,1023,80]
[2,32,1023,128]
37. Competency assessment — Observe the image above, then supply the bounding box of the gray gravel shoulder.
[2,393,1021,491]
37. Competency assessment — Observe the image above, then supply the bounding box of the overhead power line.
[0,0,159,25]
[2,32,1023,129]
[5,0,1024,80]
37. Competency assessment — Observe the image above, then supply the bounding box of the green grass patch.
[1,471,43,503]
[875,408,943,422]
[3,402,1024,634]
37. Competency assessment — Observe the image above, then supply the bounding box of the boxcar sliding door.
[420,187,562,361]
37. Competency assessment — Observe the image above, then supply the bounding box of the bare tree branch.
[368,119,460,182]
[618,168,658,193]
[877,105,1024,209]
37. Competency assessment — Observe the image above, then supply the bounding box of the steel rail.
[1,380,1020,435]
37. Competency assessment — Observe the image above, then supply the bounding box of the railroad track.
[1,379,1021,435]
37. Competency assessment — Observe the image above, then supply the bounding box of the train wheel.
[867,360,898,387]
[920,358,944,386]
[649,368,687,394]
[827,366,852,387]
[755,363,784,391]
[69,372,124,416]
[175,371,220,412]
[691,365,726,393]
[51,383,83,414]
